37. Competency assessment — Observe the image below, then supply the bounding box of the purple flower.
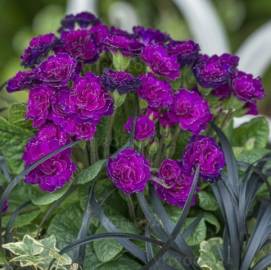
[159,159,181,181]
[59,30,99,62]
[141,44,180,80]
[101,69,140,94]
[35,53,77,88]
[182,136,225,179]
[23,123,69,166]
[49,89,75,126]
[7,71,36,92]
[49,90,97,140]
[23,123,75,191]
[124,115,155,141]
[59,14,76,32]
[71,72,113,121]
[26,85,54,128]
[212,84,231,100]
[107,148,151,193]
[104,27,143,56]
[232,71,264,102]
[245,102,258,115]
[137,73,174,109]
[193,53,239,88]
[75,12,100,28]
[172,89,212,134]
[60,116,97,140]
[154,162,195,208]
[21,33,57,67]
[158,110,179,127]
[90,23,109,50]
[167,40,200,66]
[133,26,170,45]
[26,150,76,192]
[1,200,8,213]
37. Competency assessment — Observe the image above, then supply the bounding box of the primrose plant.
[0,11,270,270]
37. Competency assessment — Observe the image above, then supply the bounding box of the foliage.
[0,9,270,270]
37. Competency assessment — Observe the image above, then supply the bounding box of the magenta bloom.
[59,30,99,62]
[104,27,143,56]
[71,72,113,121]
[26,150,76,192]
[137,73,174,109]
[59,14,76,32]
[26,85,54,128]
[49,89,75,125]
[154,162,195,208]
[59,116,97,140]
[159,159,181,181]
[1,200,8,213]
[49,87,99,140]
[7,71,36,92]
[194,54,239,88]
[21,33,56,67]
[107,148,151,193]
[141,44,180,80]
[124,115,155,141]
[23,123,69,166]
[59,12,99,32]
[36,53,77,88]
[172,89,212,134]
[133,26,170,45]
[212,84,231,100]
[23,124,75,192]
[75,11,100,27]
[102,69,140,94]
[158,110,179,127]
[232,71,264,102]
[167,40,200,66]
[182,136,225,179]
[245,102,258,115]
[90,24,109,50]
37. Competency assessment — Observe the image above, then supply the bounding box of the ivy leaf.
[197,238,224,270]
[47,204,102,269]
[77,160,106,185]
[232,117,269,149]
[198,191,218,211]
[31,183,71,206]
[3,235,71,269]
[3,235,43,256]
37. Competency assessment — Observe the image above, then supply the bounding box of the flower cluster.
[7,12,264,207]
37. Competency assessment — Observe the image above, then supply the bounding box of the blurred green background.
[0,0,270,116]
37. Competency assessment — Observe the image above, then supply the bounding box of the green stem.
[168,127,180,159]
[125,194,137,224]
[103,112,116,158]
[90,138,98,164]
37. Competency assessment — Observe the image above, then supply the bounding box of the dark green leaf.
[77,160,106,185]
[232,117,269,149]
[198,191,218,211]
[31,183,72,206]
